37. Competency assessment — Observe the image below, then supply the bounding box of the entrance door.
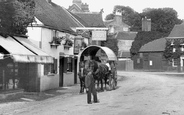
[59,57,64,87]
[74,57,78,84]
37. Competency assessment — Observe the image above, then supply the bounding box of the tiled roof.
[167,23,184,38]
[34,0,84,34]
[68,4,82,12]
[139,38,166,52]
[104,19,130,27]
[116,31,137,40]
[74,12,105,27]
[70,13,89,27]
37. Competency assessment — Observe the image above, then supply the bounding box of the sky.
[52,0,184,20]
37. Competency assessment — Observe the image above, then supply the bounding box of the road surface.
[1,71,184,115]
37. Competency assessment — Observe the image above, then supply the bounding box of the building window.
[52,30,59,37]
[172,59,178,67]
[0,62,20,91]
[173,48,176,52]
[67,57,73,72]
[44,59,57,75]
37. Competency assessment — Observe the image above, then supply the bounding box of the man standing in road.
[85,61,99,104]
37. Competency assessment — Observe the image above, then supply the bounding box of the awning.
[79,45,117,61]
[0,36,53,63]
[60,52,74,58]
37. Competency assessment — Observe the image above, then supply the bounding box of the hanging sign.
[92,30,107,41]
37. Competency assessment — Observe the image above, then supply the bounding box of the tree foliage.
[0,0,35,36]
[141,8,182,33]
[163,40,184,61]
[105,6,183,58]
[105,5,142,32]
[113,5,142,31]
[128,7,182,57]
[105,13,115,21]
[130,31,169,56]
[102,35,119,56]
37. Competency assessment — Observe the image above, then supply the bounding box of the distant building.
[133,38,168,71]
[104,9,137,59]
[68,0,89,13]
[117,31,137,58]
[104,9,130,34]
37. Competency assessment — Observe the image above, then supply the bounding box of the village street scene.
[1,71,184,115]
[1,0,184,115]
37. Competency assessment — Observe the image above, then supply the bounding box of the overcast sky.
[52,0,184,20]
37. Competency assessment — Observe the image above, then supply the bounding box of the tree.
[163,40,184,72]
[141,8,182,33]
[0,0,35,36]
[113,5,142,32]
[105,13,115,21]
[102,35,119,56]
[130,8,182,57]
[130,31,169,56]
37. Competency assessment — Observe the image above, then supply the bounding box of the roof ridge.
[62,7,84,27]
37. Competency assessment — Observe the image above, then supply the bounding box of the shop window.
[0,62,20,91]
[44,59,58,75]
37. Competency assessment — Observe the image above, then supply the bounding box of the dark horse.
[87,59,110,91]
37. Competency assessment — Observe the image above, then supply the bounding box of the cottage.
[166,23,184,72]
[27,0,88,91]
[132,37,174,71]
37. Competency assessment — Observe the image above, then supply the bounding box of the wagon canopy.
[79,45,117,61]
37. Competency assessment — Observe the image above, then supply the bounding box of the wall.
[18,63,40,92]
[118,40,133,52]
[27,26,77,89]
[142,53,163,71]
[40,75,59,91]
[37,64,59,91]
[27,27,42,42]
[132,54,143,69]
[116,60,134,71]
[63,73,74,86]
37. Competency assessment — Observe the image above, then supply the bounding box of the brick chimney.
[142,17,151,31]
[81,3,89,12]
[114,9,122,25]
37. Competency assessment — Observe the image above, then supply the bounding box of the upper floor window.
[52,30,59,37]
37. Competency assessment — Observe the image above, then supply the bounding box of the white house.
[27,0,88,91]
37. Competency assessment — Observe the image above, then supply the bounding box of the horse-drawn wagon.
[78,45,117,93]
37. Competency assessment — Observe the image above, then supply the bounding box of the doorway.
[74,57,78,84]
[59,56,64,87]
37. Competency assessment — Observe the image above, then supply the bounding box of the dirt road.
[1,71,184,115]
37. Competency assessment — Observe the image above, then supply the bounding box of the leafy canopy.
[102,35,119,56]
[141,8,182,33]
[0,0,35,36]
